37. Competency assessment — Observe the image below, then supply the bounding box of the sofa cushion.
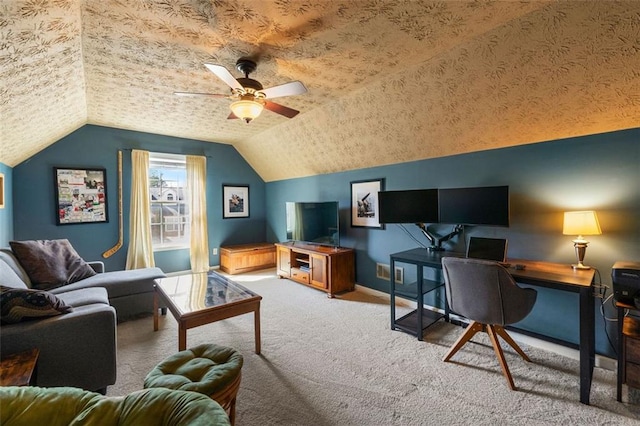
[144,343,243,396]
[52,267,166,299]
[9,239,96,290]
[54,287,109,308]
[0,286,72,324]
[0,259,28,289]
[0,248,31,284]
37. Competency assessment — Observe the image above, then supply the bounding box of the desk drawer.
[626,336,640,364]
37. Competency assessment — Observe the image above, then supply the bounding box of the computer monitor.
[439,185,510,226]
[378,189,439,224]
[466,237,508,262]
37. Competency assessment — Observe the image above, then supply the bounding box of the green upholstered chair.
[0,386,230,425]
[144,343,243,425]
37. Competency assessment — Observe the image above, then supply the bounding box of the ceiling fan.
[175,58,307,123]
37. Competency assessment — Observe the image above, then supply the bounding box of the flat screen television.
[378,189,439,224]
[438,185,510,226]
[286,201,340,246]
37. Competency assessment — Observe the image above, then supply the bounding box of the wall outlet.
[212,248,218,255]
[376,263,391,280]
[394,266,404,284]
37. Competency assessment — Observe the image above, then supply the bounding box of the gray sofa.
[0,246,166,392]
[0,247,166,320]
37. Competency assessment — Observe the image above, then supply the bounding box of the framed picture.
[222,184,249,218]
[54,167,108,225]
[351,178,385,229]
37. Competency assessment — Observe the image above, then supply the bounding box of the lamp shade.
[562,211,602,236]
[230,99,263,123]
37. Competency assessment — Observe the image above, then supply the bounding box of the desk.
[389,248,596,405]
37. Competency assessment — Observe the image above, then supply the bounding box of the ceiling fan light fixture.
[230,99,263,123]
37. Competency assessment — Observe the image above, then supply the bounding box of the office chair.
[441,257,538,390]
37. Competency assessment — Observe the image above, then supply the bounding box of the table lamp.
[562,210,601,270]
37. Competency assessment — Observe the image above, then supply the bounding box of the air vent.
[376,263,391,280]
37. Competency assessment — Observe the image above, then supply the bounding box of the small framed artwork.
[54,167,108,225]
[351,178,385,229]
[222,184,250,219]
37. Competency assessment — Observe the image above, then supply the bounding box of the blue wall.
[266,128,640,357]
[12,125,265,272]
[0,162,13,246]
[9,125,640,357]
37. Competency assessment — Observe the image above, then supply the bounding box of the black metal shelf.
[394,278,443,300]
[393,309,446,337]
[389,249,464,341]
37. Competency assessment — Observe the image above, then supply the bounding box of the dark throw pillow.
[9,239,96,290]
[0,286,72,324]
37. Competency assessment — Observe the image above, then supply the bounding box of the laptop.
[466,236,508,265]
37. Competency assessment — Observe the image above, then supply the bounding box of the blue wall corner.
[12,125,266,272]
[0,162,13,246]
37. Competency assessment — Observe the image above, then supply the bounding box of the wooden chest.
[220,243,276,275]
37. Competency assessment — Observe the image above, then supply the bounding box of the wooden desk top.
[390,248,595,291]
[508,258,595,289]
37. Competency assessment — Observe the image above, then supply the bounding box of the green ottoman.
[144,344,243,425]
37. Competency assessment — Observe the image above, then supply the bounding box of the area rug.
[109,269,640,425]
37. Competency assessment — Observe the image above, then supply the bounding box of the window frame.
[148,152,190,251]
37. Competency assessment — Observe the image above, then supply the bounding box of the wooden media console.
[275,242,355,298]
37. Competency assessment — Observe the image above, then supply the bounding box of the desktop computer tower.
[612,261,640,306]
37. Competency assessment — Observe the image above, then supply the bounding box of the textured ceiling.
[2,1,639,181]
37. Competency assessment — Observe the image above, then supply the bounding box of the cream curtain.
[126,150,155,269]
[186,155,209,272]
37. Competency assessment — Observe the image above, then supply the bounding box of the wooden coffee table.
[154,271,262,354]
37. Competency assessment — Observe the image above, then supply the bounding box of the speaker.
[612,261,640,306]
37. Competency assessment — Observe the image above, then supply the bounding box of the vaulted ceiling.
[2,1,639,181]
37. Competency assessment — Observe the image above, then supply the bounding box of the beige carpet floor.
[109,269,640,425]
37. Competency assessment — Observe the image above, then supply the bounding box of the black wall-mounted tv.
[438,185,510,226]
[285,201,340,246]
[378,189,439,224]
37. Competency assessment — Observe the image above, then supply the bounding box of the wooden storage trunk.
[219,243,276,275]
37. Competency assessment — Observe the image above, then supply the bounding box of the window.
[149,152,190,250]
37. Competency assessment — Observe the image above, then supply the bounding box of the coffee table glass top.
[156,271,260,315]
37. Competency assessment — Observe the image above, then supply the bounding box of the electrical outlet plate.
[394,266,404,284]
[212,248,218,255]
[376,263,391,280]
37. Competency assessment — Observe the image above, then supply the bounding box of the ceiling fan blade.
[227,112,239,119]
[264,101,300,118]
[260,81,307,99]
[174,92,229,98]
[204,64,243,90]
